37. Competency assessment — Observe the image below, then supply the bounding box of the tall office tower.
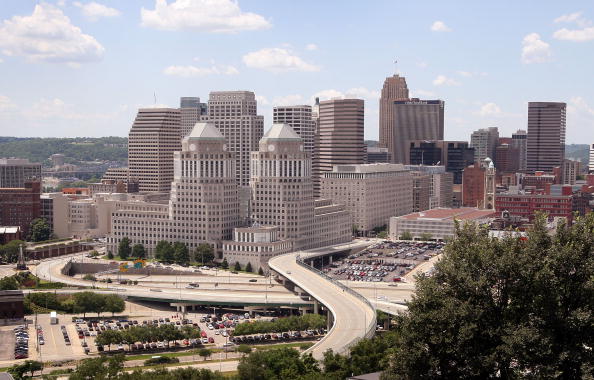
[250,124,315,249]
[462,158,496,209]
[470,127,499,163]
[389,99,445,163]
[511,129,528,171]
[180,97,207,137]
[379,74,409,161]
[202,91,264,187]
[560,159,580,185]
[312,97,321,196]
[109,123,240,257]
[0,158,42,188]
[526,102,567,173]
[366,146,392,163]
[411,172,431,212]
[315,98,365,197]
[273,105,315,153]
[406,165,454,209]
[589,143,594,174]
[407,140,474,184]
[128,108,181,192]
[495,144,520,173]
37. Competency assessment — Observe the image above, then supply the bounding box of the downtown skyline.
[0,0,593,143]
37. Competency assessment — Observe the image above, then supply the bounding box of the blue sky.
[0,0,593,143]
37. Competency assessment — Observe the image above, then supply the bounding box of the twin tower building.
[107,122,350,272]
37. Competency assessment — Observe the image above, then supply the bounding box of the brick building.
[0,181,41,236]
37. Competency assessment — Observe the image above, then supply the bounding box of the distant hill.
[0,137,128,166]
[565,144,589,167]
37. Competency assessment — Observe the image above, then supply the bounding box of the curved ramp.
[268,251,376,360]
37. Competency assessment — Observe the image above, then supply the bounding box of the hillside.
[0,137,128,166]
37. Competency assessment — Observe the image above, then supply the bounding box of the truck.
[50,311,58,325]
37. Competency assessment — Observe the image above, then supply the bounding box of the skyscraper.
[470,127,499,163]
[314,98,365,196]
[379,74,409,161]
[390,99,445,164]
[511,129,528,171]
[202,91,264,187]
[180,97,207,137]
[526,102,567,173]
[589,143,594,174]
[250,124,315,249]
[0,158,42,188]
[128,108,181,192]
[273,105,315,153]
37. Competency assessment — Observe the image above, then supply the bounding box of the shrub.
[144,356,180,366]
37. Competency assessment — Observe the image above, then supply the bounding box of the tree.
[132,244,145,259]
[235,344,252,357]
[234,261,241,271]
[237,347,320,380]
[28,218,51,242]
[118,237,131,260]
[419,232,432,241]
[198,348,212,361]
[107,251,114,260]
[258,267,264,276]
[73,292,106,318]
[0,275,19,290]
[104,294,125,316]
[382,215,594,379]
[377,231,388,239]
[221,258,229,269]
[69,354,124,380]
[195,243,214,264]
[245,262,253,273]
[8,360,43,380]
[399,231,412,240]
[173,242,190,265]
[0,239,25,263]
[155,240,174,263]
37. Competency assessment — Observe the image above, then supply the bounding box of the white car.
[214,330,219,335]
[207,324,214,330]
[157,342,164,348]
[201,337,208,344]
[221,330,228,337]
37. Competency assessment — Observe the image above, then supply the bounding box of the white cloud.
[457,70,472,77]
[569,96,594,116]
[0,95,16,110]
[553,26,594,42]
[554,12,583,24]
[272,94,305,106]
[312,89,345,101]
[141,0,271,33]
[411,89,436,98]
[305,43,318,51]
[430,21,451,32]
[242,48,320,72]
[345,87,380,100]
[0,3,104,64]
[163,64,239,77]
[255,95,269,106]
[456,70,487,77]
[477,102,502,116]
[432,75,460,86]
[521,33,551,64]
[73,1,121,21]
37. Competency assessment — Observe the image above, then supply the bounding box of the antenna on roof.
[394,59,398,75]
[154,92,157,106]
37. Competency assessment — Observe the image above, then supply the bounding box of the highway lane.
[268,251,377,360]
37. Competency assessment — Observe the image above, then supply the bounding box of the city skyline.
[0,0,593,143]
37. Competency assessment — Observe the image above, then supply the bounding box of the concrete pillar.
[329,256,333,264]
[313,300,319,314]
[327,312,334,330]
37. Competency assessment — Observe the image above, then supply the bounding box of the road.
[268,250,376,360]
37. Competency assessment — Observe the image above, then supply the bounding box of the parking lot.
[322,241,444,283]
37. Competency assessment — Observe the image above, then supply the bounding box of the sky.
[0,0,593,143]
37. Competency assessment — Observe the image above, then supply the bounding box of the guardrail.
[295,254,376,344]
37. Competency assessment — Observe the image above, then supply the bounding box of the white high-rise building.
[470,127,499,163]
[180,97,207,137]
[273,105,316,153]
[108,123,240,257]
[201,91,264,187]
[589,143,594,174]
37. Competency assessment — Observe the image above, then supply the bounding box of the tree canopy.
[382,214,594,379]
[118,237,131,260]
[28,218,51,242]
[132,244,145,259]
[155,241,174,263]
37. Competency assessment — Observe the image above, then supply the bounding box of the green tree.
[155,240,174,263]
[195,243,214,264]
[69,354,124,380]
[28,218,51,242]
[235,344,252,357]
[258,267,264,276]
[118,237,131,260]
[234,261,241,271]
[221,258,229,269]
[419,232,432,241]
[245,262,253,273]
[0,275,19,290]
[107,251,114,260]
[173,242,190,265]
[399,231,412,240]
[8,360,43,380]
[237,347,320,380]
[0,239,25,263]
[73,292,106,318]
[382,215,594,379]
[104,294,125,316]
[198,348,212,361]
[132,244,145,259]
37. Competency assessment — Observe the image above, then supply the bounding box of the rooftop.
[331,163,407,173]
[399,207,497,221]
[261,123,301,141]
[186,122,224,140]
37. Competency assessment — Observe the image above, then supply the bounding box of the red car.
[200,331,207,338]
[208,337,214,343]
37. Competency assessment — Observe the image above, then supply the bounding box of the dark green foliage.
[245,262,253,273]
[118,237,131,260]
[0,239,25,263]
[195,243,214,264]
[104,294,125,316]
[399,231,412,240]
[107,251,114,260]
[234,261,241,271]
[173,242,190,265]
[0,275,19,290]
[381,215,594,379]
[0,136,127,165]
[8,360,43,379]
[144,356,179,366]
[28,218,51,242]
[258,267,264,276]
[155,241,174,263]
[198,348,212,361]
[132,244,145,259]
[237,347,320,380]
[221,258,229,269]
[68,354,125,380]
